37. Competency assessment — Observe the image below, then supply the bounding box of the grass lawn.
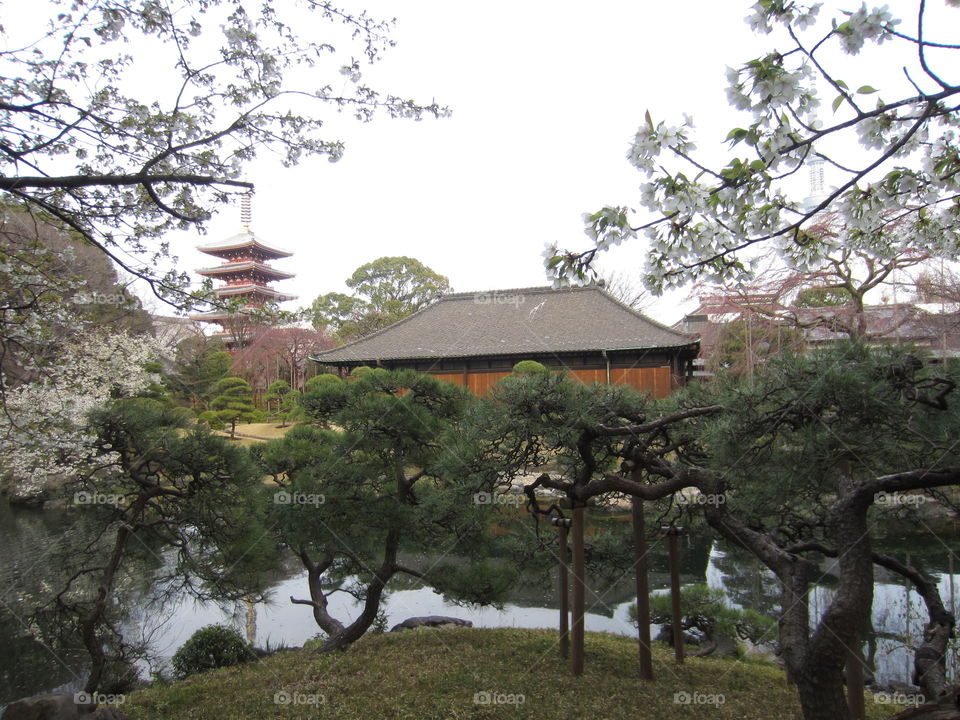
[124,628,900,720]
[213,422,295,446]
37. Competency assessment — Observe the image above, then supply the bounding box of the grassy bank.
[213,422,294,446]
[125,628,898,720]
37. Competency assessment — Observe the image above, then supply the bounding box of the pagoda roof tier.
[196,261,295,280]
[188,310,282,325]
[212,283,297,302]
[189,311,236,322]
[197,231,292,259]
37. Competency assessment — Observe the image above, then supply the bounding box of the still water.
[1,500,958,707]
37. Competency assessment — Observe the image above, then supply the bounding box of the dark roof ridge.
[589,285,688,338]
[313,284,696,363]
[430,284,686,336]
[316,296,441,355]
[440,284,618,300]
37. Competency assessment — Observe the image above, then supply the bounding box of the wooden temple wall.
[428,365,675,398]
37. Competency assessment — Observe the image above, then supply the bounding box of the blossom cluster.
[546,2,959,294]
[0,332,165,490]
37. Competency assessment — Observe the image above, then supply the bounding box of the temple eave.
[196,232,293,259]
[196,265,295,281]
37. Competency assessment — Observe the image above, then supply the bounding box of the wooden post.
[950,552,957,680]
[552,516,572,660]
[244,596,257,645]
[571,505,586,676]
[846,642,866,720]
[632,497,653,679]
[663,526,685,664]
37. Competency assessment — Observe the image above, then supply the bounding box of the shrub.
[197,410,224,430]
[302,633,328,651]
[512,360,549,375]
[630,584,776,657]
[171,625,256,679]
[100,659,140,694]
[304,373,343,392]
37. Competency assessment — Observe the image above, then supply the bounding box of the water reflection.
[2,500,958,706]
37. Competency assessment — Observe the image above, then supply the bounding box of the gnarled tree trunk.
[886,687,960,720]
[873,553,957,703]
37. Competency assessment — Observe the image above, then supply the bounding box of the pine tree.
[210,377,257,439]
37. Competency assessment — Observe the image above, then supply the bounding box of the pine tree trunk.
[795,672,851,720]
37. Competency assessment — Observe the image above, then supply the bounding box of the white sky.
[155,0,774,325]
[145,1,954,324]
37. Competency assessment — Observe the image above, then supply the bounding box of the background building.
[313,285,698,396]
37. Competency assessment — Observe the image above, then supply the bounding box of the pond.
[1,499,958,708]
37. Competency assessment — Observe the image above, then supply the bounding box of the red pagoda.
[191,201,296,349]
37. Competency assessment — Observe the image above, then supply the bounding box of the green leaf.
[856,85,877,94]
[832,94,844,113]
[725,128,748,143]
[644,110,653,130]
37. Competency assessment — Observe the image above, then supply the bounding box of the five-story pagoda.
[191,200,296,349]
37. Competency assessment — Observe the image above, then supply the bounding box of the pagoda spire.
[241,190,252,232]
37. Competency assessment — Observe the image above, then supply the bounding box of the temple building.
[312,285,698,396]
[190,206,296,349]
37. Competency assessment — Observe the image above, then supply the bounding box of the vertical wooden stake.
[846,642,866,720]
[665,528,684,664]
[632,497,653,680]
[906,552,912,683]
[244,596,257,645]
[950,552,957,680]
[557,519,570,660]
[571,505,586,676]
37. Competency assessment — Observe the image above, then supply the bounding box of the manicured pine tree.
[264,379,300,428]
[210,377,257,439]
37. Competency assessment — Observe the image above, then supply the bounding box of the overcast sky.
[148,1,770,324]
[156,1,945,324]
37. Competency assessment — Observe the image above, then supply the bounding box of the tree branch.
[0,173,254,191]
